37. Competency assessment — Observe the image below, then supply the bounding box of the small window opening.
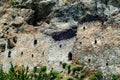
[68,52,72,61]
[94,40,97,44]
[4,23,7,25]
[79,42,82,44]
[42,52,44,56]
[32,54,34,58]
[13,36,17,43]
[7,39,15,49]
[106,63,108,66]
[21,52,23,56]
[60,61,62,64]
[59,44,62,48]
[8,51,11,58]
[88,59,91,63]
[34,39,37,46]
[83,26,86,30]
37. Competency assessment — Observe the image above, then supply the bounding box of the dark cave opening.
[13,36,17,44]
[21,52,23,56]
[80,14,107,24]
[42,52,44,56]
[34,39,37,46]
[88,59,91,63]
[32,54,34,58]
[79,42,82,44]
[94,40,97,44]
[7,39,15,49]
[8,51,11,58]
[68,52,72,61]
[83,26,86,30]
[59,44,62,48]
[52,27,77,41]
[106,63,108,66]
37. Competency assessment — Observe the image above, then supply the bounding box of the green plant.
[0,62,105,80]
[112,74,117,80]
[66,76,74,80]
[89,72,103,80]
[49,70,62,80]
[67,65,71,74]
[40,66,46,72]
[33,66,37,73]
[62,63,67,69]
[112,74,120,80]
[71,66,82,75]
[94,72,102,77]
[0,68,6,80]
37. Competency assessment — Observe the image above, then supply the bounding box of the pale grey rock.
[0,0,120,78]
[18,9,34,24]
[104,5,119,16]
[72,21,120,76]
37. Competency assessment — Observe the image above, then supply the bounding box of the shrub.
[40,66,46,72]
[89,72,103,80]
[112,74,120,80]
[0,62,105,80]
[62,63,67,69]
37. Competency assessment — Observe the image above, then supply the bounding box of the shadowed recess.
[0,44,5,52]
[68,52,72,61]
[80,14,107,23]
[52,27,77,41]
[8,51,11,58]
[7,39,15,49]
[34,39,37,46]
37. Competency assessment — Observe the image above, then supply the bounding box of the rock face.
[0,0,120,78]
[73,21,120,75]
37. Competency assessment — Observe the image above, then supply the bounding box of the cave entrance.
[52,27,77,41]
[68,52,72,61]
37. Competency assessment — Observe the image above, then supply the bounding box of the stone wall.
[2,31,75,71]
[0,0,119,77]
[72,21,120,75]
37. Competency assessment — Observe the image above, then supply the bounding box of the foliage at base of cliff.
[0,62,104,80]
[1,62,119,80]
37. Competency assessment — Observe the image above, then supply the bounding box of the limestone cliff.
[0,0,119,79]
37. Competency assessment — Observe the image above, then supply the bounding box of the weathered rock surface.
[72,21,120,76]
[0,0,120,79]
